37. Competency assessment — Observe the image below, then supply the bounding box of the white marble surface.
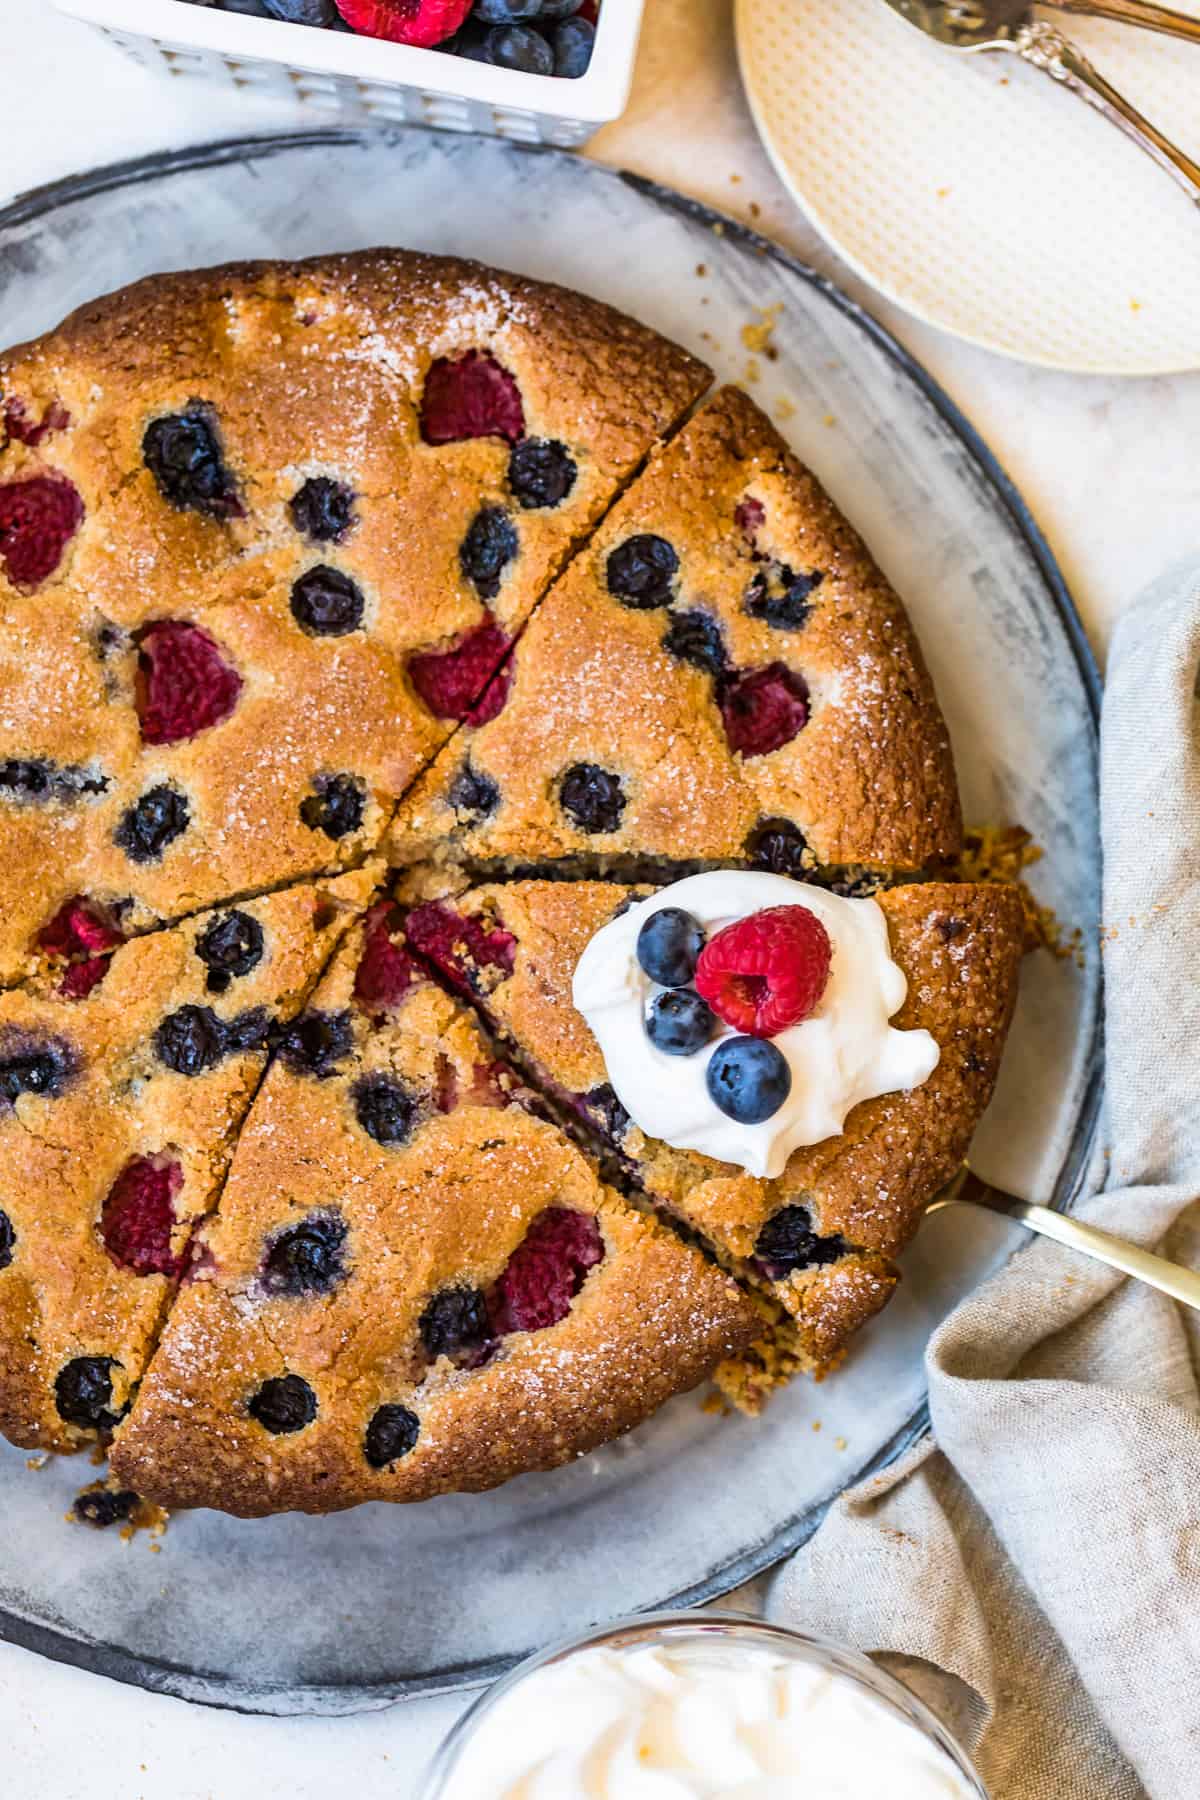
[0,1,1193,1793]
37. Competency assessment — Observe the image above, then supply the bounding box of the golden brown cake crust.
[0,250,710,986]
[396,877,1024,1364]
[0,865,375,1454]
[111,926,758,1515]
[388,387,961,874]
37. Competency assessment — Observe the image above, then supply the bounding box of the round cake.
[0,249,1022,1517]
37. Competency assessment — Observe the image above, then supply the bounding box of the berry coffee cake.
[386,875,1024,1368]
[110,911,758,1514]
[0,249,1029,1515]
[387,386,961,879]
[0,867,374,1454]
[0,250,707,986]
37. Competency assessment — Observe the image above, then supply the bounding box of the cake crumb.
[741,304,783,358]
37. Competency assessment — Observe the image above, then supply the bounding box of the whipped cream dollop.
[572,872,939,1178]
[437,1639,977,1800]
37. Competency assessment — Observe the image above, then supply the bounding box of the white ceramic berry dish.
[53,0,638,148]
[0,128,1101,1715]
[736,0,1200,374]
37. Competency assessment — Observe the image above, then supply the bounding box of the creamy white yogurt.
[572,872,939,1178]
[436,1639,977,1800]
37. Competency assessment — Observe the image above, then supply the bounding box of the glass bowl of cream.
[419,1610,988,1800]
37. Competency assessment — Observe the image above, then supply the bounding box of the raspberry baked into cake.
[0,248,1027,1516]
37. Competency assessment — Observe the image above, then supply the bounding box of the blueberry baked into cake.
[0,249,1025,1516]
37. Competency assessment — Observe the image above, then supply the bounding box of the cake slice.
[394,875,1025,1369]
[0,865,376,1454]
[0,250,710,984]
[388,386,961,881]
[110,908,759,1515]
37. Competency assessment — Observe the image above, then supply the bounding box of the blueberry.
[290,565,365,637]
[364,1403,420,1469]
[55,1357,125,1432]
[289,477,357,543]
[142,407,240,520]
[73,1488,139,1529]
[636,907,705,987]
[754,1205,846,1277]
[747,818,809,877]
[419,1286,494,1364]
[0,1038,73,1104]
[195,909,264,991]
[154,1005,228,1076]
[446,19,491,58]
[585,1083,630,1143]
[539,0,583,14]
[509,438,578,509]
[248,1374,317,1434]
[706,1037,791,1124]
[224,1008,272,1052]
[300,772,366,839]
[460,507,518,600]
[215,0,272,11]
[261,0,339,24]
[646,989,716,1056]
[744,565,824,631]
[0,759,107,804]
[606,534,679,609]
[275,1009,353,1078]
[662,610,726,679]
[553,14,594,76]
[262,1212,347,1295]
[448,761,500,824]
[486,23,554,70]
[0,1209,14,1270]
[559,762,625,834]
[353,1073,421,1147]
[475,0,540,17]
[114,784,190,864]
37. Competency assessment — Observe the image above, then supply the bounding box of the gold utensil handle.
[1047,0,1200,44]
[931,1172,1200,1313]
[1011,24,1200,204]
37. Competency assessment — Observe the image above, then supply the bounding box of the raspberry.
[696,904,832,1038]
[38,897,123,961]
[490,1208,604,1336]
[0,474,84,589]
[719,662,809,758]
[135,620,242,746]
[353,902,420,1016]
[3,398,70,447]
[404,901,515,995]
[735,496,765,540]
[407,616,513,722]
[101,1155,184,1278]
[420,348,525,443]
[59,955,112,1001]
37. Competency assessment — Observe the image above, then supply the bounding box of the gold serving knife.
[882,1,1200,205]
[927,1165,1200,1313]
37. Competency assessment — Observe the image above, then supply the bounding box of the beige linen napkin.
[768,564,1200,1800]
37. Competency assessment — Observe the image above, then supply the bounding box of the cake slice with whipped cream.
[393,872,1025,1369]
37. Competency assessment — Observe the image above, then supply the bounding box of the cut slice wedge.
[0,865,376,1453]
[393,876,1025,1370]
[110,904,758,1515]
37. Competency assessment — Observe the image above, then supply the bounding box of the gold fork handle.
[1009,24,1200,204]
[930,1176,1200,1313]
[1046,0,1200,44]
